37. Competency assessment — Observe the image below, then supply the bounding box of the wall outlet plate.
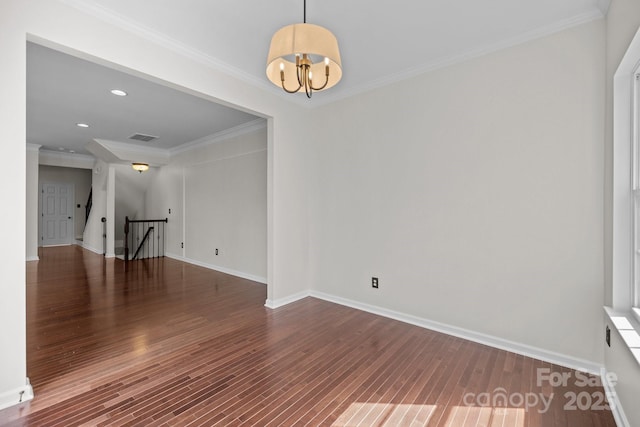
[372,277,379,288]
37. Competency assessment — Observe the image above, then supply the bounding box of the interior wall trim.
[265,289,603,375]
[601,367,630,427]
[79,241,103,256]
[0,379,33,412]
[165,253,267,285]
[264,291,309,309]
[57,0,269,92]
[309,290,603,374]
[170,119,267,156]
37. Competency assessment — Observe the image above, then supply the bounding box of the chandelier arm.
[310,71,330,91]
[296,65,305,87]
[280,79,303,94]
[280,69,303,93]
[304,71,312,98]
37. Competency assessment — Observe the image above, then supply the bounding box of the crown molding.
[58,0,272,92]
[57,0,606,111]
[311,9,605,107]
[39,150,96,169]
[57,0,313,109]
[89,139,170,166]
[170,119,267,156]
[84,119,266,166]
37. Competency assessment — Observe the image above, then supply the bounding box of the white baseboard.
[303,290,602,375]
[25,255,39,262]
[265,291,310,309]
[79,242,103,255]
[165,251,183,261]
[165,253,267,284]
[601,368,629,427]
[0,378,34,411]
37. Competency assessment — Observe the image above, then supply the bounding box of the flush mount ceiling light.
[76,123,89,128]
[110,89,127,96]
[131,162,149,173]
[266,0,342,99]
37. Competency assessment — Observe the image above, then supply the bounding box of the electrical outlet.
[215,248,219,256]
[181,242,184,248]
[606,325,611,347]
[372,277,378,288]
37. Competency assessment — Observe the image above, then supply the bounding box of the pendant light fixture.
[266,0,342,98]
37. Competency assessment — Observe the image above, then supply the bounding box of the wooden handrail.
[84,188,92,230]
[126,218,168,224]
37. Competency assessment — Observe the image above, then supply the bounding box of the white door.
[41,182,75,246]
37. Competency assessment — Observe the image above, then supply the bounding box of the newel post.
[124,216,130,262]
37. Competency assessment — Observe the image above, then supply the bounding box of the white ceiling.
[64,0,608,102]
[27,42,261,156]
[27,0,608,157]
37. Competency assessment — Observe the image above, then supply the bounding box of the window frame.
[610,25,640,366]
[633,69,640,314]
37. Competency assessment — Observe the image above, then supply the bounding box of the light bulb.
[280,62,284,71]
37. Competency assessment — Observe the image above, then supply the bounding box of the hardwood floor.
[0,246,616,426]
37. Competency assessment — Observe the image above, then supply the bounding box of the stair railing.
[124,217,168,261]
[84,188,92,231]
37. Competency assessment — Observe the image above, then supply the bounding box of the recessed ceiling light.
[110,89,127,96]
[58,147,65,151]
[69,150,75,153]
[76,123,89,128]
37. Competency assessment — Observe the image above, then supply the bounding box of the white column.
[26,144,41,261]
[106,165,116,257]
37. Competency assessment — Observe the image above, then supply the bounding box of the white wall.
[145,164,184,257]
[82,161,108,254]
[308,20,605,365]
[38,165,92,241]
[604,0,640,425]
[147,127,268,282]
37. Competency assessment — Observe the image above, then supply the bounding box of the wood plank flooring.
[0,245,617,426]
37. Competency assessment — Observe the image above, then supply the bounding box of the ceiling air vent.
[129,133,159,142]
